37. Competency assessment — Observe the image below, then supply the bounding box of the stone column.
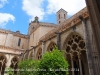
[21,52,24,61]
[6,54,11,68]
[77,52,82,75]
[55,32,61,50]
[70,54,74,75]
[79,16,95,75]
[40,40,45,55]
[27,50,30,59]
[31,46,36,60]
[85,0,100,74]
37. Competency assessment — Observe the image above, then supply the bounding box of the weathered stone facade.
[0,4,99,75]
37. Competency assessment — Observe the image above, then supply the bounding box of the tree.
[18,59,39,75]
[37,47,69,75]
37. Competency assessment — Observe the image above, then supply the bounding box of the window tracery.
[36,48,42,60]
[47,42,56,52]
[10,56,19,74]
[64,33,89,75]
[0,54,6,75]
[65,34,85,53]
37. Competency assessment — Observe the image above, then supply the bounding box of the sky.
[0,0,86,34]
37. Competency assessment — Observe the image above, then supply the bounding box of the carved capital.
[55,32,60,34]
[40,40,45,42]
[31,46,36,49]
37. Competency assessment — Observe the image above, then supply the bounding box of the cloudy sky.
[0,0,86,34]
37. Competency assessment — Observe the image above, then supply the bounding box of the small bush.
[37,47,69,75]
[18,59,39,75]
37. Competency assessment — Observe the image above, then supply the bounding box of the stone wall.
[0,29,29,68]
[29,25,55,49]
[0,31,28,50]
[34,18,92,59]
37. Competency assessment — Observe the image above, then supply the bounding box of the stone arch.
[63,32,85,51]
[63,32,89,75]
[10,56,19,74]
[29,51,33,59]
[0,54,7,75]
[47,41,57,52]
[24,53,27,59]
[36,48,42,60]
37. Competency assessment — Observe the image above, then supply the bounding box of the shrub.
[18,59,39,75]
[37,47,69,75]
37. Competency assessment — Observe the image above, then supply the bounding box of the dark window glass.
[64,14,66,19]
[59,14,60,19]
[59,21,60,24]
[18,38,21,46]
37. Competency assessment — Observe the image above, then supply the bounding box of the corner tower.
[28,16,39,35]
[56,8,67,24]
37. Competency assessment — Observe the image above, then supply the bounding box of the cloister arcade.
[0,54,7,75]
[34,32,89,75]
[47,41,56,52]
[63,33,89,75]
[0,54,19,75]
[10,56,19,74]
[36,48,42,60]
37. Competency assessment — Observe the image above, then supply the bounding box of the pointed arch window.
[59,21,60,24]
[59,14,60,19]
[18,38,21,46]
[64,14,66,19]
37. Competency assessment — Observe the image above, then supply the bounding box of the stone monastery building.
[0,2,100,74]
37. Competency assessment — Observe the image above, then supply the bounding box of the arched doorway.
[10,56,19,75]
[47,41,56,52]
[0,54,7,75]
[36,48,42,60]
[63,33,89,75]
